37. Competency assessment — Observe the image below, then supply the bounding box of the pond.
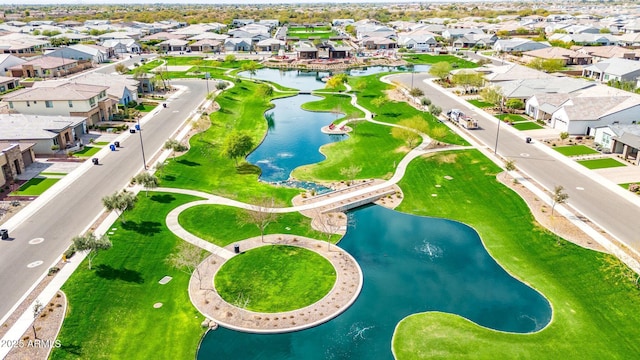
[197,205,552,359]
[246,94,345,183]
[241,65,430,92]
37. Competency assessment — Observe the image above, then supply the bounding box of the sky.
[0,0,462,5]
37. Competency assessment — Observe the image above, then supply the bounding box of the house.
[50,32,92,44]
[158,39,188,53]
[582,57,640,83]
[0,114,86,155]
[33,73,139,106]
[593,124,640,165]
[0,142,36,187]
[333,19,355,27]
[224,38,252,52]
[615,32,640,47]
[8,56,85,78]
[361,37,396,50]
[2,83,117,126]
[528,86,640,134]
[0,76,20,92]
[328,44,352,59]
[522,47,592,65]
[189,39,223,53]
[294,42,318,59]
[549,33,616,46]
[140,32,187,43]
[232,19,254,28]
[623,19,640,34]
[0,54,26,76]
[257,20,279,30]
[101,39,141,54]
[0,33,50,54]
[574,45,640,62]
[171,23,226,37]
[46,44,108,64]
[498,77,595,102]
[483,63,553,83]
[452,33,498,49]
[441,28,484,41]
[256,38,285,52]
[493,38,550,53]
[398,32,438,51]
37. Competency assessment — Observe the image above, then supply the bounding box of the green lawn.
[577,158,627,169]
[402,54,478,69]
[467,99,494,108]
[93,141,110,146]
[554,145,599,156]
[178,204,339,247]
[496,114,528,123]
[512,121,544,130]
[135,103,156,112]
[40,172,67,176]
[52,193,206,360]
[620,182,640,191]
[215,245,336,312]
[301,93,364,123]
[156,80,300,204]
[393,149,640,358]
[287,26,336,39]
[128,59,162,74]
[11,177,59,196]
[73,146,101,157]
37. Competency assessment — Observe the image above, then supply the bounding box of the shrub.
[629,183,640,193]
[216,81,228,90]
[64,247,76,259]
[420,97,431,106]
[48,267,60,276]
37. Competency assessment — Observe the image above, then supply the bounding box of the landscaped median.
[393,149,640,358]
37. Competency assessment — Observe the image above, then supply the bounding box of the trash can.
[0,229,8,240]
[163,103,167,108]
[109,144,116,151]
[234,244,240,254]
[526,137,532,144]
[92,158,99,165]
[129,128,136,134]
[114,141,120,148]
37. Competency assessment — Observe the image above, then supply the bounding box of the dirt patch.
[498,172,606,252]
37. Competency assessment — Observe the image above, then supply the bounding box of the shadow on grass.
[121,220,162,235]
[177,159,201,167]
[94,264,144,283]
[162,175,176,182]
[236,163,261,175]
[382,112,402,118]
[58,343,82,356]
[150,194,176,204]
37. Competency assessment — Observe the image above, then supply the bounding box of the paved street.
[0,59,208,320]
[391,72,640,252]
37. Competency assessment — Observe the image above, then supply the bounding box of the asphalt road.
[0,57,208,320]
[391,72,639,251]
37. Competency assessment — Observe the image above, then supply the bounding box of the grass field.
[51,193,206,360]
[577,158,627,169]
[135,103,156,112]
[393,150,640,358]
[512,121,544,130]
[40,172,67,176]
[300,93,364,123]
[215,245,336,312]
[287,26,336,39]
[467,99,494,108]
[93,141,110,146]
[73,146,101,157]
[402,54,478,69]
[178,204,340,247]
[554,145,599,156]
[496,114,528,123]
[11,177,59,196]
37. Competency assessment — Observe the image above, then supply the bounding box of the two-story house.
[2,83,117,126]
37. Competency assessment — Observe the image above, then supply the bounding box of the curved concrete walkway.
[188,234,362,333]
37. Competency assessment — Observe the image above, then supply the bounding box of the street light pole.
[136,119,147,170]
[494,117,501,155]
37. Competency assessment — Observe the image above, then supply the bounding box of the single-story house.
[549,33,616,46]
[483,63,553,83]
[522,46,593,65]
[0,114,87,155]
[0,54,26,77]
[8,56,86,78]
[397,33,438,51]
[593,124,640,165]
[574,45,640,62]
[452,33,498,49]
[189,39,223,53]
[361,36,397,50]
[158,39,188,53]
[581,57,640,83]
[497,77,595,102]
[223,38,252,52]
[33,73,139,106]
[295,42,318,59]
[493,38,550,53]
[101,38,141,54]
[45,44,108,64]
[256,38,285,52]
[0,76,20,92]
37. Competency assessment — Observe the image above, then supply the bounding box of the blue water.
[246,94,345,182]
[197,206,552,359]
[242,65,430,92]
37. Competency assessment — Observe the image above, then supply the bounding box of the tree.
[115,63,128,74]
[164,139,188,159]
[480,86,503,109]
[102,190,137,224]
[551,185,569,216]
[392,126,421,148]
[224,54,236,63]
[221,132,254,166]
[240,60,259,79]
[166,242,207,289]
[428,104,442,116]
[371,96,388,108]
[559,131,569,142]
[428,61,452,81]
[131,172,159,196]
[527,58,565,73]
[451,70,484,93]
[325,73,347,89]
[240,197,279,243]
[71,232,112,270]
[505,99,524,112]
[32,300,43,340]
[339,165,362,185]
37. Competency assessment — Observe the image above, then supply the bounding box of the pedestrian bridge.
[297,180,401,214]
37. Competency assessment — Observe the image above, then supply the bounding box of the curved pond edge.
[188,235,364,334]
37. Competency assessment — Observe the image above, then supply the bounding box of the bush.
[48,267,60,276]
[428,104,442,116]
[420,97,431,106]
[216,81,228,90]
[64,247,76,259]
[629,183,640,193]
